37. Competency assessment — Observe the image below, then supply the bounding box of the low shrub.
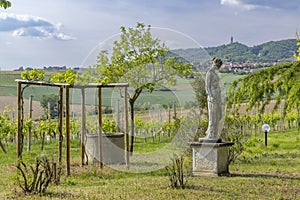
[16,156,60,195]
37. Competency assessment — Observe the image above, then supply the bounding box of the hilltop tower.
[230,36,233,44]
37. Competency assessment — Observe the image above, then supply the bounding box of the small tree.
[165,154,186,189]
[16,156,57,195]
[95,23,192,154]
[221,114,252,164]
[40,94,58,118]
[192,73,207,113]
[0,0,11,9]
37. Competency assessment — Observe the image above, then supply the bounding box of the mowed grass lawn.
[0,128,299,199]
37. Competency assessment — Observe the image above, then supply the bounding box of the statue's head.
[212,57,223,69]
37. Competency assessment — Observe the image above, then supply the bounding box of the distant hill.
[172,39,298,63]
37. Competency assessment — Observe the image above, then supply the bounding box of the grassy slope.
[0,71,57,98]
[0,72,19,96]
[0,129,299,199]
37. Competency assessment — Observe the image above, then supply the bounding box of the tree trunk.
[128,88,143,155]
[41,132,45,151]
[0,141,7,154]
[129,101,135,155]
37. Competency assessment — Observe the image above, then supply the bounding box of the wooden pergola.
[15,79,129,176]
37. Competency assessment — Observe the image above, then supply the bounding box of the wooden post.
[98,87,103,168]
[173,102,177,119]
[27,95,33,151]
[297,107,300,131]
[159,107,162,122]
[58,87,63,165]
[48,102,51,119]
[280,103,284,131]
[17,82,22,161]
[66,86,70,176]
[116,99,120,132]
[168,106,171,137]
[81,88,86,166]
[254,108,257,137]
[168,106,171,123]
[125,87,129,168]
[129,101,135,155]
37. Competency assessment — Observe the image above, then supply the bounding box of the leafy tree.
[221,114,252,163]
[192,73,207,113]
[0,0,11,9]
[94,22,192,153]
[40,94,58,118]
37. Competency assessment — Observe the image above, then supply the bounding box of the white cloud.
[0,13,75,40]
[220,0,268,10]
[221,0,240,6]
[221,0,300,11]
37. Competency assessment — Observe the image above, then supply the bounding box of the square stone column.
[189,142,234,176]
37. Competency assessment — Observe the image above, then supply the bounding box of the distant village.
[219,36,290,75]
[220,60,285,75]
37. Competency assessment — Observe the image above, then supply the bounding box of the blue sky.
[0,0,299,70]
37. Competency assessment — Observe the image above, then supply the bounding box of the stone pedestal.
[189,141,234,176]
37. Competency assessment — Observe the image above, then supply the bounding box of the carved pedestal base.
[189,141,234,176]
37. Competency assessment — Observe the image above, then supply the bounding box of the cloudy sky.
[0,0,299,70]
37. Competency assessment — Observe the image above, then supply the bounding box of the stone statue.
[204,57,223,142]
[190,57,234,176]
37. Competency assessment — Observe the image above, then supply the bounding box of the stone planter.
[86,133,125,165]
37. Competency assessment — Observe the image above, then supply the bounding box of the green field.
[0,129,299,199]
[0,71,243,108]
